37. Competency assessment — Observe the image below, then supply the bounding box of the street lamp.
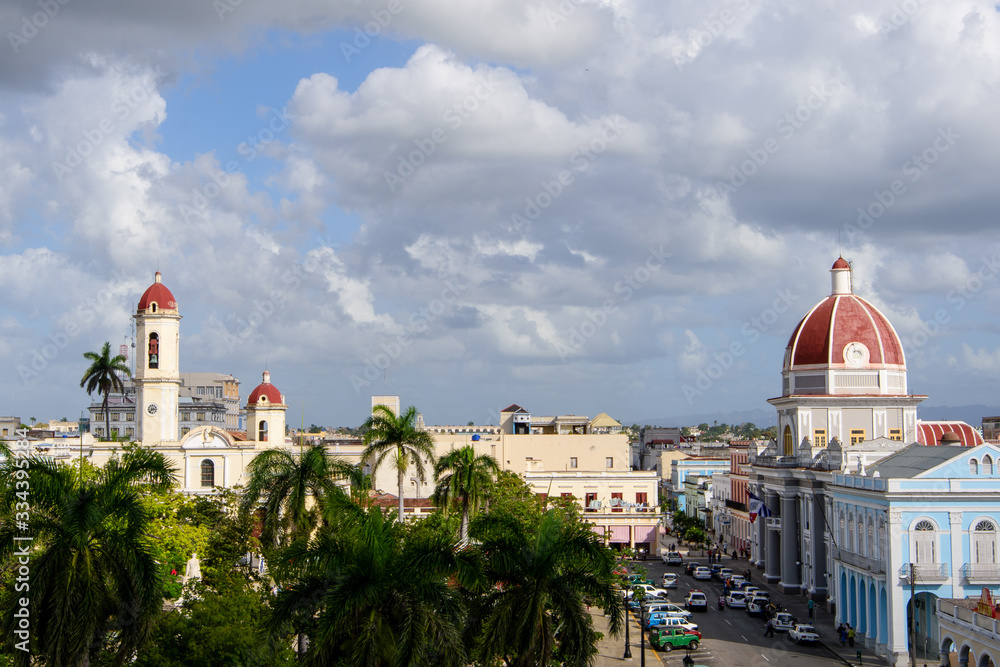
[623,588,632,659]
[907,562,917,667]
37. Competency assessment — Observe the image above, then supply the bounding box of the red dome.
[832,257,851,270]
[785,293,905,369]
[247,371,283,405]
[137,272,178,312]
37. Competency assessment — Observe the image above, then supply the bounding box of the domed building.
[768,258,926,460]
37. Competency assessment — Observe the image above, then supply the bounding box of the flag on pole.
[748,491,772,524]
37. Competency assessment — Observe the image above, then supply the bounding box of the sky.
[2,0,1000,429]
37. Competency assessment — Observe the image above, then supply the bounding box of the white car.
[790,624,820,644]
[772,612,796,632]
[627,583,670,600]
[725,591,747,609]
[661,572,679,588]
[646,602,692,620]
[648,614,700,633]
[693,567,712,581]
[684,590,709,611]
[663,551,684,565]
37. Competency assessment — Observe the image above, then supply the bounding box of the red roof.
[137,272,177,312]
[832,257,851,270]
[916,421,984,447]
[247,371,283,406]
[785,294,905,369]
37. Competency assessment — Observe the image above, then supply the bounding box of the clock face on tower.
[146,403,158,415]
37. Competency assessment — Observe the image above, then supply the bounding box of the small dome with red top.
[247,370,284,406]
[137,272,178,313]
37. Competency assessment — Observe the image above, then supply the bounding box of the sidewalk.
[590,607,661,666]
[705,552,888,667]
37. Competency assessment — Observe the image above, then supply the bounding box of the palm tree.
[0,447,177,666]
[239,444,356,548]
[432,445,500,543]
[470,509,624,667]
[362,405,436,522]
[80,342,130,441]
[267,505,480,666]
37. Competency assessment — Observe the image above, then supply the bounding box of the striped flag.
[748,491,772,524]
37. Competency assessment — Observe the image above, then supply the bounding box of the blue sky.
[2,0,1000,429]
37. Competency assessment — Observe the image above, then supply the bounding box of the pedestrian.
[807,598,814,618]
[837,624,846,647]
[732,550,738,560]
[847,625,856,647]
[764,618,775,637]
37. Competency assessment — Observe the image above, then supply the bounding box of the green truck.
[649,627,700,652]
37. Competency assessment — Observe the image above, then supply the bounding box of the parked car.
[747,592,770,616]
[715,567,733,582]
[684,561,703,576]
[646,614,699,633]
[645,602,692,620]
[663,551,684,565]
[661,572,679,588]
[725,591,747,609]
[693,566,712,581]
[627,583,670,600]
[728,575,746,588]
[772,612,796,632]
[741,585,760,597]
[789,624,820,644]
[649,627,700,652]
[684,590,709,612]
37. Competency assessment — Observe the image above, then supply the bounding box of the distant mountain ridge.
[632,405,998,429]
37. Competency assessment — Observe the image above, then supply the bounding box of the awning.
[633,525,657,543]
[608,525,631,543]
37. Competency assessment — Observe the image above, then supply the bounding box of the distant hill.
[916,404,998,426]
[636,407,776,429]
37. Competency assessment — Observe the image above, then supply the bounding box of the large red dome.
[784,260,905,371]
[137,272,178,312]
[247,371,284,406]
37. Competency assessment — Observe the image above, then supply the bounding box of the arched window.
[970,459,979,475]
[973,520,997,565]
[258,420,268,442]
[857,517,866,557]
[839,511,846,547]
[913,520,936,564]
[200,459,215,487]
[878,517,886,561]
[866,517,874,560]
[148,333,159,369]
[848,514,855,552]
[783,426,794,457]
[983,455,994,475]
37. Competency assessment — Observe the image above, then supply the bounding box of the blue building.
[828,443,1000,665]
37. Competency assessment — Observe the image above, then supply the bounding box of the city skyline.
[3,1,1000,427]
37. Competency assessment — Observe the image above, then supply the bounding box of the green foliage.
[684,526,708,547]
[80,341,131,441]
[432,445,500,541]
[362,405,437,522]
[488,469,544,525]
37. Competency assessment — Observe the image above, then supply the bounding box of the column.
[755,511,766,567]
[780,493,801,593]
[765,491,781,583]
[811,491,828,598]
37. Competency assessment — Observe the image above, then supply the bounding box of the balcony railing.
[961,563,1000,584]
[725,499,747,512]
[898,563,949,582]
[831,547,885,574]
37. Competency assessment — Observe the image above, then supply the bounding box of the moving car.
[649,627,700,652]
[661,572,679,588]
[725,591,747,609]
[685,561,703,576]
[789,624,820,644]
[693,567,712,581]
[715,567,733,582]
[627,583,670,600]
[663,551,684,565]
[684,590,708,612]
[728,575,746,589]
[746,592,770,616]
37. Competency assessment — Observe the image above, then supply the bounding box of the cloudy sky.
[2,0,1000,429]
